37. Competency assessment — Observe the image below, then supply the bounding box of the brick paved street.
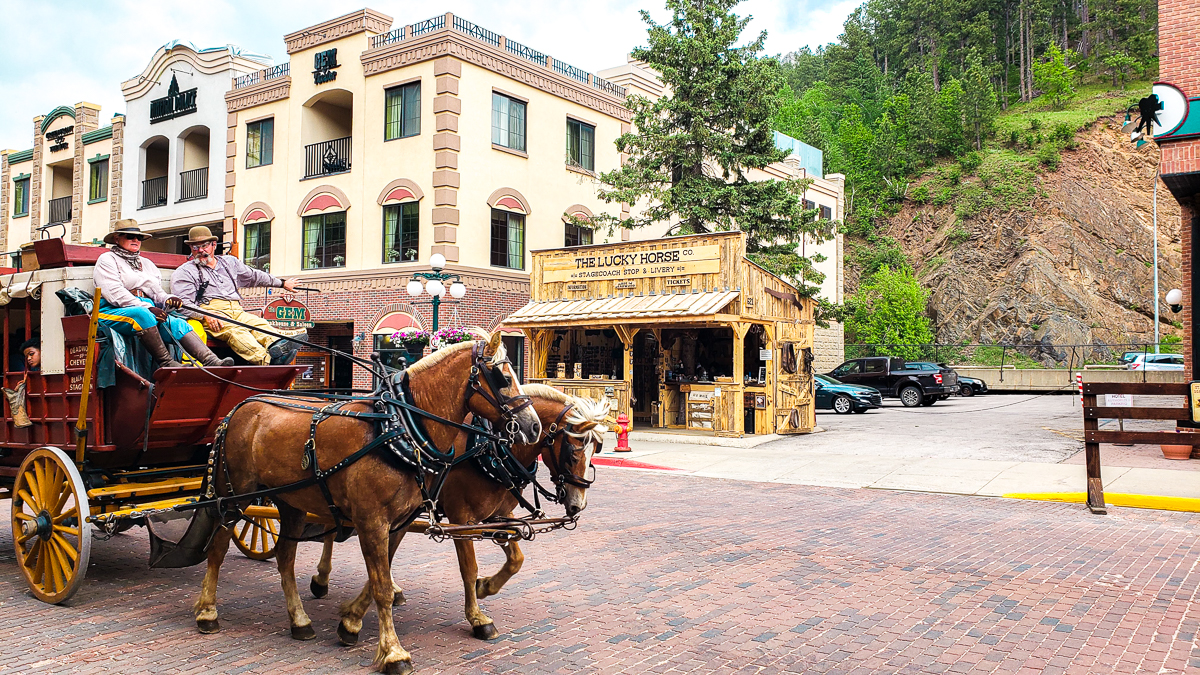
[2,470,1199,674]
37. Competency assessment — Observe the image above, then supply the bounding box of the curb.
[1003,491,1200,513]
[593,456,684,471]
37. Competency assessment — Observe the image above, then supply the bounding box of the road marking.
[593,457,684,471]
[1003,491,1200,512]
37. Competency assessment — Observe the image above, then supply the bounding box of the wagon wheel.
[11,447,92,604]
[233,497,278,561]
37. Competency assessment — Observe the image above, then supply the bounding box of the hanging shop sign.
[150,75,198,124]
[542,244,721,283]
[264,297,315,329]
[313,48,340,84]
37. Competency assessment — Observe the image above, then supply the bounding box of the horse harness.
[204,341,534,542]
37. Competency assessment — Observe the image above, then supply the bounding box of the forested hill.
[771,0,1164,351]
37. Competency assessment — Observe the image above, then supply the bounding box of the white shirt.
[93,251,171,308]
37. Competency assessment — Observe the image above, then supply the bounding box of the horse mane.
[523,383,573,405]
[404,330,507,376]
[523,384,609,435]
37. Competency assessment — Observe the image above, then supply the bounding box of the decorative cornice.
[82,126,113,145]
[40,106,76,134]
[361,34,632,122]
[122,43,273,100]
[283,8,393,54]
[377,178,424,204]
[225,77,291,113]
[487,187,532,215]
[241,200,276,223]
[7,149,33,164]
[297,184,352,216]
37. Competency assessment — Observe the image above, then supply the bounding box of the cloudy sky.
[0,0,858,151]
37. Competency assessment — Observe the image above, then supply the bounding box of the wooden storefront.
[504,231,816,437]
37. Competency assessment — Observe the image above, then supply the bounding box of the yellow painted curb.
[1003,492,1200,513]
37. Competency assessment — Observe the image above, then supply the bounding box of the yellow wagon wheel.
[11,447,92,604]
[233,497,278,561]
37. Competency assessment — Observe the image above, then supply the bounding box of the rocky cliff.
[875,115,1181,361]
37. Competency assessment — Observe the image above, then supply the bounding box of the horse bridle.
[539,404,597,500]
[466,341,535,442]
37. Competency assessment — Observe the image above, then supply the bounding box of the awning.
[503,290,739,327]
[0,271,44,306]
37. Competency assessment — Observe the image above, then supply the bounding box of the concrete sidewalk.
[597,430,1200,509]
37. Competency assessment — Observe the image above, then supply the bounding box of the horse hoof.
[197,619,220,634]
[310,578,328,599]
[473,623,499,640]
[337,621,359,646]
[383,660,414,675]
[291,623,316,641]
[393,590,406,606]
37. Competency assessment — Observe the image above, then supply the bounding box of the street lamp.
[407,252,466,333]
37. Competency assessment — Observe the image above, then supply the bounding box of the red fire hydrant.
[614,412,631,452]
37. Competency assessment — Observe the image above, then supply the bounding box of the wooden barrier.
[1081,382,1194,515]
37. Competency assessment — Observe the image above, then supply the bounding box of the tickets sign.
[543,245,721,283]
[264,298,315,329]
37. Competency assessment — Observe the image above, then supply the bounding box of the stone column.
[224,111,238,248]
[30,116,43,241]
[431,57,461,262]
[0,151,9,254]
[108,114,125,230]
[71,102,101,243]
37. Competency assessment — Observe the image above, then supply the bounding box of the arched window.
[487,188,530,270]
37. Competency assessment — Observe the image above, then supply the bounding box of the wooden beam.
[1083,393,1106,515]
[613,325,640,347]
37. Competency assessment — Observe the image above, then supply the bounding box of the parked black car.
[827,357,958,407]
[956,375,988,396]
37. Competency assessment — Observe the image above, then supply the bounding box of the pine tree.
[594,0,832,293]
[934,79,967,156]
[961,52,998,150]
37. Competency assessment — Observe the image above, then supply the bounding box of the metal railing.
[409,15,445,37]
[452,15,500,46]
[178,167,208,201]
[553,59,590,85]
[232,63,289,90]
[593,75,627,98]
[505,39,546,65]
[370,28,407,48]
[141,176,168,208]
[844,342,1184,373]
[47,196,71,224]
[304,136,352,179]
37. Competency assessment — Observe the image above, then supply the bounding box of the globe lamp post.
[406,253,466,333]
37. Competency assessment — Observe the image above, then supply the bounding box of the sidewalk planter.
[1160,444,1194,460]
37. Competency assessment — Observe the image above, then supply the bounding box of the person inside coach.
[93,221,233,369]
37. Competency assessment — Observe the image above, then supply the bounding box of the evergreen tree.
[934,79,966,156]
[594,0,832,294]
[961,52,998,150]
[1032,42,1075,110]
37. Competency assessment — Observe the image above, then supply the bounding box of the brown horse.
[312,384,608,641]
[193,333,540,675]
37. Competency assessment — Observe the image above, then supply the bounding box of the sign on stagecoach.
[264,297,315,329]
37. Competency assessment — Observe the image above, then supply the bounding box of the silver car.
[1127,353,1184,371]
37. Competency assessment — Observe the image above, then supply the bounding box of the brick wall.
[1160,0,1200,97]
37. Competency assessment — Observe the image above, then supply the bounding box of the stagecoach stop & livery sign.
[543,245,721,282]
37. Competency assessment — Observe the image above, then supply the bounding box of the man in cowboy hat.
[170,225,304,365]
[93,220,233,368]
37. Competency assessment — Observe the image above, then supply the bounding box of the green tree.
[1032,42,1076,110]
[934,79,966,156]
[595,0,832,294]
[960,52,998,150]
[1103,52,1140,89]
[847,265,934,358]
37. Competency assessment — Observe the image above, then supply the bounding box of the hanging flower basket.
[432,327,473,350]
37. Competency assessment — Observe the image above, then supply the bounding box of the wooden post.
[1082,389,1106,514]
[731,322,750,436]
[613,325,639,421]
[75,288,102,464]
[524,329,553,379]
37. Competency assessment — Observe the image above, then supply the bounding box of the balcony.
[304,137,351,179]
[47,196,72,225]
[179,167,208,201]
[142,176,168,209]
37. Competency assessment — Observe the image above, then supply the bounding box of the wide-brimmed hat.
[185,225,219,245]
[103,220,152,245]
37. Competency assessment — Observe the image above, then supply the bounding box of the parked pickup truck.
[826,357,958,407]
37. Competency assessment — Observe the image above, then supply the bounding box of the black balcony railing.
[142,176,168,208]
[47,196,71,224]
[304,137,351,179]
[179,167,208,201]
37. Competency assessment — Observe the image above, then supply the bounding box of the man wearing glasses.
[170,225,304,365]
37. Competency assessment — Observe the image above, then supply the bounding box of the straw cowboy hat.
[103,219,153,245]
[184,225,219,245]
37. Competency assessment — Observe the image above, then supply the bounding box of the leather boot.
[180,331,234,367]
[137,326,183,368]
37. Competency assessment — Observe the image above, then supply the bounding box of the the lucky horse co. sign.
[264,297,315,329]
[542,244,721,283]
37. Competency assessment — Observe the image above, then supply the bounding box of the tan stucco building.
[1,103,123,264]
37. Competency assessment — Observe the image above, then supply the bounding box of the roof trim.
[82,126,113,145]
[40,106,76,134]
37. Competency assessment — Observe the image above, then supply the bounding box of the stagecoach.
[0,239,305,603]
